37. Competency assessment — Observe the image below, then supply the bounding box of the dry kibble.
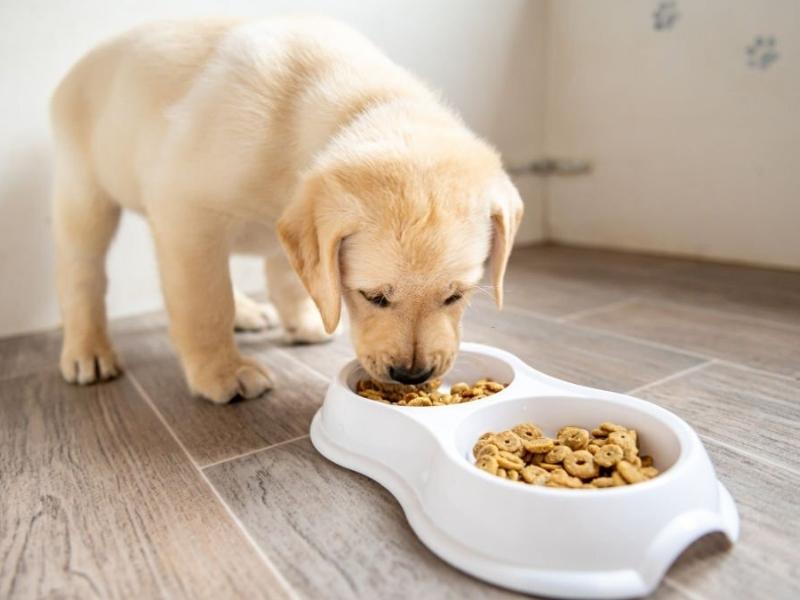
[544,445,572,464]
[594,444,624,468]
[473,420,660,489]
[496,450,525,471]
[493,431,523,454]
[523,437,555,454]
[476,455,499,475]
[557,427,590,450]
[617,460,648,484]
[563,450,599,479]
[357,377,506,406]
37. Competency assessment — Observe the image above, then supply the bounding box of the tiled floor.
[2,244,798,599]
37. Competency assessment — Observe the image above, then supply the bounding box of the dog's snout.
[388,365,434,385]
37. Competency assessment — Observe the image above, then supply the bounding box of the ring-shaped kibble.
[617,460,648,484]
[523,437,554,454]
[544,445,572,464]
[496,450,525,470]
[520,464,550,485]
[557,426,590,450]
[493,430,523,454]
[563,450,599,479]
[594,443,623,468]
[512,422,543,442]
[507,469,520,482]
[600,421,627,433]
[608,430,636,449]
[476,443,500,458]
[548,468,583,489]
[476,455,499,475]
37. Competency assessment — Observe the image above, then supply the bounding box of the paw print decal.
[746,36,779,69]
[653,1,679,31]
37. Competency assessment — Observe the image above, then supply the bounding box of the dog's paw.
[234,296,280,332]
[283,307,335,345]
[60,339,122,385]
[187,355,273,404]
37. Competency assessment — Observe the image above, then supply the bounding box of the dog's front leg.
[152,215,272,403]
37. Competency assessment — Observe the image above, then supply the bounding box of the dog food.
[472,421,659,488]
[356,377,506,406]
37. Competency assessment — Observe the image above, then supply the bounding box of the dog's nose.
[389,365,435,385]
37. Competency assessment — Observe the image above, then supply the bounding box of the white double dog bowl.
[310,343,739,598]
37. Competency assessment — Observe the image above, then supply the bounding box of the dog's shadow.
[0,145,58,337]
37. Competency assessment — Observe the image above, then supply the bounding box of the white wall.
[0,0,545,337]
[544,0,800,269]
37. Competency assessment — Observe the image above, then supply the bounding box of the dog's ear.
[487,175,524,309]
[277,174,359,334]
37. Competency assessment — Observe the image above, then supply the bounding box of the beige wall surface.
[544,0,800,269]
[0,0,544,337]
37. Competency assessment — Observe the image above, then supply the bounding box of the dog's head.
[277,145,523,384]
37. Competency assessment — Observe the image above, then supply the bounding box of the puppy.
[51,17,523,403]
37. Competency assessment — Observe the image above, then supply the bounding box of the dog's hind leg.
[233,288,280,332]
[53,164,122,384]
[264,253,335,344]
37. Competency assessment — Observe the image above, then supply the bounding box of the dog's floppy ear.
[277,173,359,334]
[487,175,524,309]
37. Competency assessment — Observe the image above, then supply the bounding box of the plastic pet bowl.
[310,343,739,598]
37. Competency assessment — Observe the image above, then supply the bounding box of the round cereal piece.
[476,443,500,458]
[594,443,624,468]
[507,469,520,482]
[450,393,463,404]
[557,426,590,450]
[474,378,492,387]
[587,443,600,455]
[358,390,384,400]
[523,437,555,454]
[496,468,508,479]
[547,468,583,489]
[356,379,378,392]
[610,471,628,486]
[563,450,599,479]
[608,430,637,450]
[485,381,505,393]
[493,431,523,454]
[617,460,647,484]
[476,455,499,475]
[520,465,550,485]
[496,450,525,471]
[512,423,543,443]
[592,476,616,488]
[544,445,572,464]
[402,391,419,402]
[450,382,470,395]
[641,455,654,468]
[472,433,495,457]
[641,466,659,479]
[407,396,433,407]
[591,427,609,438]
[538,462,560,472]
[600,421,627,433]
[626,453,642,467]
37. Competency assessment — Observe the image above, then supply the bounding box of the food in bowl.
[473,421,659,488]
[356,377,506,406]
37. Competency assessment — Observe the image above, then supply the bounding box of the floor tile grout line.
[701,433,800,479]
[625,360,718,395]
[556,296,643,323]
[502,301,800,381]
[201,434,311,471]
[126,371,300,600]
[646,296,800,334]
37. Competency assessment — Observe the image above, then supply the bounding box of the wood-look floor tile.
[463,303,703,393]
[664,440,799,599]
[128,345,329,467]
[0,372,290,599]
[572,299,800,377]
[638,363,800,473]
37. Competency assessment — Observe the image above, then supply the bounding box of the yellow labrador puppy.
[52,17,523,403]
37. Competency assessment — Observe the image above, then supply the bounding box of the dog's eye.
[444,293,463,306]
[360,291,390,308]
